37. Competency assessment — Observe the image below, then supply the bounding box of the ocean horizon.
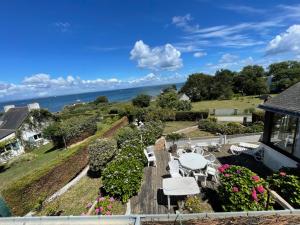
[0,83,184,112]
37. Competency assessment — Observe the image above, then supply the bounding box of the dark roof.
[0,129,15,140]
[0,107,29,130]
[259,82,300,117]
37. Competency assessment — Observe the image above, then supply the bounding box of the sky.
[1,0,300,101]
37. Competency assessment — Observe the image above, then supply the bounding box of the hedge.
[252,111,265,123]
[174,111,209,121]
[2,117,128,216]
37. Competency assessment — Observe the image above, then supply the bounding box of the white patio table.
[162,177,200,210]
[179,152,208,170]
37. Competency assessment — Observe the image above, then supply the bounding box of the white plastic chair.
[229,145,248,155]
[193,147,204,155]
[192,168,208,186]
[169,153,178,161]
[206,165,219,183]
[168,160,185,178]
[177,148,186,156]
[239,142,259,149]
[144,149,157,167]
[203,153,216,164]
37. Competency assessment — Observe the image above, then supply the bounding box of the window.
[33,133,42,140]
[270,113,297,154]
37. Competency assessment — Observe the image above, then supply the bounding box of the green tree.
[94,96,109,104]
[157,90,179,109]
[132,94,151,108]
[180,73,213,101]
[162,84,177,94]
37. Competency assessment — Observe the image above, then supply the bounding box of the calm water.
[0,83,183,112]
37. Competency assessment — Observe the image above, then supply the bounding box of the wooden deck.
[130,149,173,214]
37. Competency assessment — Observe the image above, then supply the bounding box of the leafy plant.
[184,196,203,213]
[218,164,272,211]
[115,126,140,148]
[268,170,300,208]
[118,140,147,166]
[92,196,123,215]
[166,133,183,145]
[102,158,144,203]
[94,96,109,104]
[88,138,118,173]
[132,94,151,108]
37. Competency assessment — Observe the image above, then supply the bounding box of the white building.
[0,103,48,163]
[179,94,190,102]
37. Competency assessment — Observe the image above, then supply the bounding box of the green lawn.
[163,121,197,134]
[191,96,264,112]
[184,129,214,138]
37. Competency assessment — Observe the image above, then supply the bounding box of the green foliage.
[166,132,183,144]
[88,138,118,173]
[102,158,144,203]
[175,111,208,121]
[176,100,192,111]
[184,196,203,213]
[118,139,147,166]
[268,170,300,208]
[157,90,179,109]
[140,120,164,146]
[218,164,272,211]
[94,196,123,215]
[43,116,98,147]
[198,119,263,135]
[115,126,140,148]
[132,94,151,108]
[144,108,176,122]
[94,96,109,104]
[161,84,177,94]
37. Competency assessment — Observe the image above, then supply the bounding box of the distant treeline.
[180,60,300,102]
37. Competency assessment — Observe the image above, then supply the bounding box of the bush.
[218,164,272,211]
[102,158,144,203]
[144,108,176,122]
[93,196,123,215]
[132,94,151,108]
[252,111,265,123]
[175,111,208,121]
[94,96,109,104]
[268,170,300,208]
[118,140,147,166]
[115,126,140,148]
[166,133,183,145]
[88,138,118,173]
[176,100,192,111]
[184,196,203,213]
[140,120,164,146]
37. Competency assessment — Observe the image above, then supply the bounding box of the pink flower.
[256,185,265,194]
[107,204,112,209]
[251,175,260,182]
[280,172,286,177]
[106,211,111,215]
[218,164,231,173]
[86,202,92,209]
[95,208,100,214]
[232,187,239,192]
[224,173,231,177]
[99,197,105,202]
[99,206,104,212]
[109,197,115,202]
[236,170,241,174]
[251,189,258,202]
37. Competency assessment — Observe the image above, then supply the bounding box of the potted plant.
[166,133,183,153]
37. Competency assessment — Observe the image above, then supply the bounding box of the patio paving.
[131,142,272,214]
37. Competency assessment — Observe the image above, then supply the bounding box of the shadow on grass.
[0,164,9,173]
[44,146,63,154]
[87,169,101,178]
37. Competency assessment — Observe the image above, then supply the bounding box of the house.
[0,103,49,163]
[258,82,300,171]
[179,93,190,101]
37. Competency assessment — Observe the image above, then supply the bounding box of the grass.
[163,121,197,134]
[191,96,264,112]
[184,129,214,138]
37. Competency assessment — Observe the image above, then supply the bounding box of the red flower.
[251,175,260,182]
[232,187,239,192]
[256,185,265,193]
[279,172,286,177]
[251,189,258,201]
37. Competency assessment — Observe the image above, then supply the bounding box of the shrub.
[176,100,192,111]
[175,111,208,121]
[132,94,151,108]
[184,196,203,213]
[93,196,123,215]
[102,158,144,203]
[94,96,109,104]
[218,165,272,211]
[115,126,140,148]
[268,170,300,208]
[252,111,265,123]
[118,140,147,166]
[88,138,118,173]
[140,120,164,146]
[144,108,176,122]
[166,133,183,145]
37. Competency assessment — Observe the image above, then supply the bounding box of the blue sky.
[1,0,300,101]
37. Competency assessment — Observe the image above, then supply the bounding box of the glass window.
[270,113,297,154]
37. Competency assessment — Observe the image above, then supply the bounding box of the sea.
[0,83,184,113]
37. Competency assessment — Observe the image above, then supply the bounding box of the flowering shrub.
[184,196,203,213]
[118,140,147,166]
[102,158,143,203]
[218,164,272,211]
[115,126,140,148]
[140,120,164,146]
[88,138,118,173]
[268,169,300,208]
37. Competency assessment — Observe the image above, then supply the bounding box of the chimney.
[4,105,15,112]
[27,103,40,111]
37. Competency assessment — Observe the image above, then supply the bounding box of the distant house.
[258,82,300,170]
[179,94,190,101]
[0,103,49,163]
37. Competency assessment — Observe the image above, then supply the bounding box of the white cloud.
[219,53,239,63]
[223,5,265,14]
[193,52,207,58]
[130,40,183,71]
[266,25,300,55]
[54,22,71,32]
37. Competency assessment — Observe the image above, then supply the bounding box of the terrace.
[130,136,273,214]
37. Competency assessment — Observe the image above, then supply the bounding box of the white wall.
[261,143,298,171]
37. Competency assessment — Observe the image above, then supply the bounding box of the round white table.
[179,153,208,170]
